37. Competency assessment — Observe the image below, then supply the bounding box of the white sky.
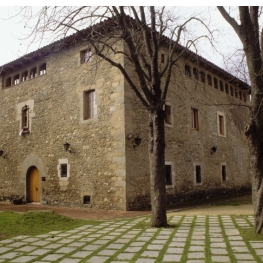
[0,3,245,70]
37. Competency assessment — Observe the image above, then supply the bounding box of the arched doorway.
[26,166,40,203]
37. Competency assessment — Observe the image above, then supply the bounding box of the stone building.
[0,23,250,210]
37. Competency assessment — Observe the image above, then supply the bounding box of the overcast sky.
[0,5,243,70]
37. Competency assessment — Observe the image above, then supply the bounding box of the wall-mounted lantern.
[128,134,142,149]
[63,142,71,153]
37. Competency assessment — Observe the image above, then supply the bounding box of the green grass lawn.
[0,211,98,240]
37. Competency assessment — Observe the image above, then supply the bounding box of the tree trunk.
[148,109,168,227]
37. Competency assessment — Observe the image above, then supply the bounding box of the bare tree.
[19,6,212,227]
[218,6,263,234]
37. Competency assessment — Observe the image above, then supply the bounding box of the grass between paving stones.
[0,211,98,241]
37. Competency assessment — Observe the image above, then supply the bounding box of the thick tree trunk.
[148,109,168,227]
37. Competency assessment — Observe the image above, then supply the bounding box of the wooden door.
[28,167,40,202]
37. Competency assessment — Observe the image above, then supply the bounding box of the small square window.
[83,90,97,120]
[165,105,171,125]
[191,108,199,131]
[165,165,172,185]
[81,49,92,63]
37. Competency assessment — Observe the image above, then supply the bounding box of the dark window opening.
[161,53,165,63]
[218,115,225,136]
[214,78,218,89]
[239,91,242,100]
[191,108,199,130]
[230,86,234,96]
[165,165,172,185]
[40,63,46,75]
[60,164,67,177]
[14,74,20,85]
[22,71,28,82]
[83,195,91,204]
[243,93,247,103]
[193,68,199,80]
[185,65,191,77]
[6,77,11,88]
[165,105,171,125]
[195,165,202,184]
[200,71,205,83]
[225,84,229,94]
[207,74,212,86]
[222,165,226,181]
[30,67,37,79]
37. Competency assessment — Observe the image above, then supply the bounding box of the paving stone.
[13,236,29,240]
[29,248,50,255]
[130,242,145,246]
[211,255,231,262]
[191,240,205,245]
[71,250,93,258]
[172,237,187,242]
[250,242,263,248]
[22,237,40,242]
[210,242,226,248]
[82,244,100,251]
[45,243,63,249]
[107,244,125,249]
[86,256,109,263]
[254,249,263,256]
[7,242,27,248]
[147,244,163,250]
[136,237,151,241]
[57,238,74,244]
[229,241,246,246]
[210,248,228,255]
[234,254,255,260]
[45,236,62,241]
[151,239,167,244]
[98,249,117,256]
[92,240,109,245]
[228,236,243,240]
[116,253,135,260]
[59,259,81,263]
[55,246,77,254]
[33,241,50,246]
[169,242,185,247]
[15,246,37,252]
[0,252,21,259]
[186,260,205,263]
[162,254,182,262]
[166,247,184,253]
[140,251,159,257]
[0,239,13,244]
[125,247,141,253]
[113,238,130,243]
[68,242,86,247]
[41,253,64,261]
[0,247,12,254]
[187,252,205,259]
[10,256,37,262]
[135,258,156,263]
[188,246,205,252]
[231,246,250,253]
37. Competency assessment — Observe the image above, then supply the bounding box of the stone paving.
[0,215,262,263]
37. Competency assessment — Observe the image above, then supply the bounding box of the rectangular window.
[239,91,242,100]
[165,165,172,185]
[14,75,20,85]
[218,112,226,136]
[30,67,37,79]
[165,105,171,125]
[200,71,205,83]
[193,68,199,80]
[235,89,238,98]
[225,84,229,94]
[81,49,92,63]
[40,63,46,75]
[191,108,199,130]
[161,53,165,63]
[185,65,191,77]
[214,78,218,89]
[60,164,67,177]
[195,165,202,184]
[243,93,247,103]
[222,165,226,181]
[83,90,97,120]
[22,105,30,132]
[230,86,234,96]
[207,74,212,86]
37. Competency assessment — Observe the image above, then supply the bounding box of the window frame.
[193,67,199,80]
[165,162,174,188]
[194,163,202,186]
[81,48,93,64]
[57,159,70,180]
[164,104,172,127]
[21,105,30,133]
[83,90,97,120]
[191,108,199,131]
[207,74,212,86]
[185,64,191,77]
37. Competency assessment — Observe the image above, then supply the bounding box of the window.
[22,71,28,82]
[30,67,37,79]
[222,165,227,181]
[200,71,205,83]
[239,91,242,100]
[193,67,199,80]
[60,164,67,177]
[243,93,247,103]
[235,89,238,98]
[21,105,30,132]
[214,78,218,89]
[83,195,91,204]
[161,53,165,64]
[185,65,191,77]
[6,77,11,88]
[40,63,46,75]
[165,104,171,125]
[81,49,92,63]
[225,83,229,94]
[191,108,199,130]
[217,112,226,137]
[194,165,202,185]
[14,74,20,85]
[83,90,97,120]
[57,159,70,180]
[165,165,172,185]
[230,86,234,96]
[207,74,212,86]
